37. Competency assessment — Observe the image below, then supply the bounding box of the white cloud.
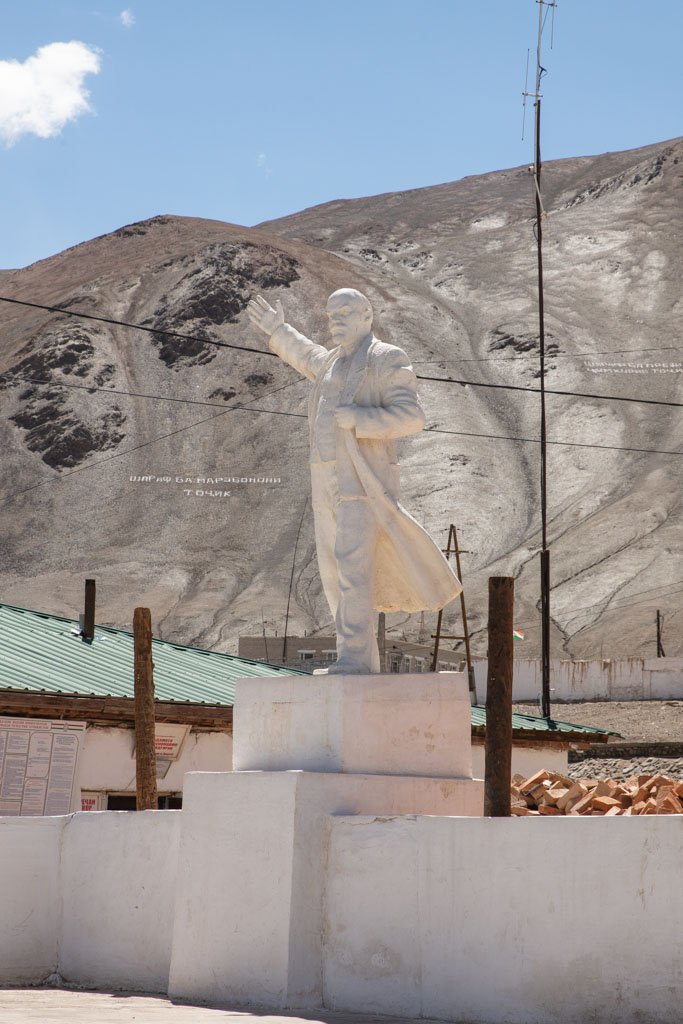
[256,152,273,178]
[120,10,135,28]
[0,42,101,146]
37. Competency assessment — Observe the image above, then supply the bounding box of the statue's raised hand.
[247,294,285,336]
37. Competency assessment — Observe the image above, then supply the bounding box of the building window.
[298,650,315,661]
[389,654,402,673]
[403,656,412,672]
[414,657,425,673]
[322,650,336,662]
[106,793,182,810]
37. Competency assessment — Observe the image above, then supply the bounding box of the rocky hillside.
[1,138,681,659]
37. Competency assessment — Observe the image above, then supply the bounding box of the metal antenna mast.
[523,0,556,719]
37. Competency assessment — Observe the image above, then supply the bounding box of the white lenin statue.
[248,289,462,675]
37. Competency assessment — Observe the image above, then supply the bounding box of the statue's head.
[326,289,373,350]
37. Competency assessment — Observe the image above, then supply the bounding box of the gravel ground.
[567,757,683,781]
[512,700,683,742]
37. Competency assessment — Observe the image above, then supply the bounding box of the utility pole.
[133,607,158,811]
[430,524,477,701]
[484,577,515,816]
[377,612,386,673]
[523,0,557,719]
[656,610,666,658]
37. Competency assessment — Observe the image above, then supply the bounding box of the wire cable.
[0,376,305,505]
[5,374,683,457]
[426,425,682,457]
[417,374,683,409]
[3,373,682,460]
[0,294,278,358]
[1,293,681,409]
[412,344,682,365]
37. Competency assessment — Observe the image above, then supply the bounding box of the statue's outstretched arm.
[247,295,328,381]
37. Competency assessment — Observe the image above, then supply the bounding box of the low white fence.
[474,656,683,703]
[1,789,682,1023]
[325,813,683,1024]
[0,810,179,989]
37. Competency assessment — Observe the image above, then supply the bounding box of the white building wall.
[474,656,683,702]
[471,741,568,780]
[76,726,232,800]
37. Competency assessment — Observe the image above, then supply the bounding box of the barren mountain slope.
[262,138,683,659]
[0,138,681,658]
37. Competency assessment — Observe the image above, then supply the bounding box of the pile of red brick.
[511,769,683,816]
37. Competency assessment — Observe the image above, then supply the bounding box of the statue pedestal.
[233,671,473,778]
[168,672,483,1010]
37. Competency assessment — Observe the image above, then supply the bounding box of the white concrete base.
[168,768,483,1009]
[233,671,472,778]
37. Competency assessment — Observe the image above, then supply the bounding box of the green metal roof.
[0,603,612,738]
[0,603,305,707]
[471,705,613,739]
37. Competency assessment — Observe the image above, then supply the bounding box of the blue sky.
[2,1,682,268]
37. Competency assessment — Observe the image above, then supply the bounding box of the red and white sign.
[153,724,189,761]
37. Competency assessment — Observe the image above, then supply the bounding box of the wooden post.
[377,612,386,673]
[82,579,96,641]
[133,607,157,810]
[484,576,514,817]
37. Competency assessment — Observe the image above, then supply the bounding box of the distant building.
[238,634,464,674]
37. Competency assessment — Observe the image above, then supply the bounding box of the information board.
[0,718,86,816]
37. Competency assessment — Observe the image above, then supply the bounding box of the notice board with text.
[0,717,85,815]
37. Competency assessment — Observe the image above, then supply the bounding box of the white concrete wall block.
[234,672,473,778]
[168,769,483,1011]
[60,810,181,991]
[324,815,421,1016]
[475,657,682,704]
[0,816,64,983]
[419,815,683,1024]
[168,771,299,1007]
[324,814,683,1024]
[286,772,481,1007]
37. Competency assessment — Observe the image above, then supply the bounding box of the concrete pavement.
[0,989,449,1024]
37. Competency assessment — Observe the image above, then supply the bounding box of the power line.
[5,374,683,456]
[4,363,683,413]
[417,374,683,409]
[427,425,682,457]
[412,344,682,365]
[556,580,683,617]
[0,294,278,359]
[0,377,304,506]
[1,293,681,409]
[7,374,304,412]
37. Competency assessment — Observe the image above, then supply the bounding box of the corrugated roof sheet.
[0,603,612,737]
[471,704,612,738]
[0,603,305,707]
